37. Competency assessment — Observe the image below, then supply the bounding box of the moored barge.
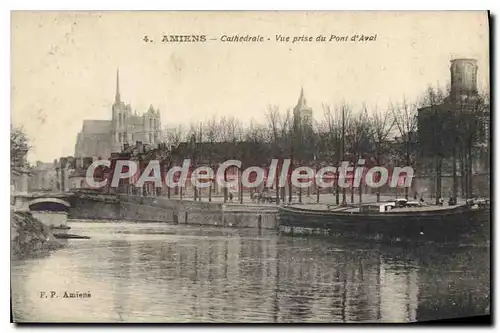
[278,200,490,243]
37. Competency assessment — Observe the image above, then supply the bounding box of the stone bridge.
[11,191,74,212]
[11,192,75,228]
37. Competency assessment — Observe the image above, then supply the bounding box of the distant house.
[28,161,58,192]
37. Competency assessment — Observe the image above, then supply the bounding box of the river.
[11,221,490,323]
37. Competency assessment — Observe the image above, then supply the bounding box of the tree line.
[160,85,489,203]
[11,84,489,204]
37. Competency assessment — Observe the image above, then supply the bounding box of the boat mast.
[341,105,346,204]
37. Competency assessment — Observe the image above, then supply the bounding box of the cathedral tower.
[450,58,478,101]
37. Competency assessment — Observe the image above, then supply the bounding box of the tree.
[345,105,373,203]
[203,116,219,202]
[337,103,352,204]
[391,96,418,200]
[164,125,184,149]
[369,107,394,202]
[265,106,293,204]
[320,104,342,204]
[183,121,203,201]
[11,126,30,173]
[453,92,489,198]
[217,116,243,203]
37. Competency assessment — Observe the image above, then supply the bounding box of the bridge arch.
[28,197,71,212]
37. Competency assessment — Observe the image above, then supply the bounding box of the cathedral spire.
[115,68,121,103]
[296,86,307,109]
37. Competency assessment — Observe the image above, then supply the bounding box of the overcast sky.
[11,11,489,163]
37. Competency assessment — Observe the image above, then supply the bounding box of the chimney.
[136,141,143,153]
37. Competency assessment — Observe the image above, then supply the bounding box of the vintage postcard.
[10,11,490,323]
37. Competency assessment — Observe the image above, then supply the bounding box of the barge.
[278,199,490,242]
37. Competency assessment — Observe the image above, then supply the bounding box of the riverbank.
[11,211,64,259]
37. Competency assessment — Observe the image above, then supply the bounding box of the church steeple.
[296,86,308,109]
[295,86,309,111]
[293,86,313,128]
[115,68,121,103]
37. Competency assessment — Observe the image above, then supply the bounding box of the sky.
[11,11,489,163]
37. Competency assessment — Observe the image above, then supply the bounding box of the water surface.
[11,221,490,323]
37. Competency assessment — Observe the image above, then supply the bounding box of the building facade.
[74,69,162,159]
[28,161,59,192]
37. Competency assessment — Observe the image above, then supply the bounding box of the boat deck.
[290,203,466,213]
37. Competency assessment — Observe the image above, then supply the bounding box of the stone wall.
[31,211,68,228]
[69,194,279,229]
[69,198,121,220]
[221,204,278,229]
[68,197,174,222]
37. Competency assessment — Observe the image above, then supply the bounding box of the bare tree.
[321,104,342,204]
[337,102,352,204]
[215,116,242,202]
[369,106,394,202]
[164,125,184,149]
[203,116,219,202]
[245,119,267,144]
[345,105,372,204]
[219,116,243,143]
[265,105,282,204]
[453,91,489,199]
[265,106,294,204]
[184,121,204,201]
[282,109,294,203]
[391,96,418,200]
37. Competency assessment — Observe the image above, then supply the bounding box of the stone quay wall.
[69,194,279,230]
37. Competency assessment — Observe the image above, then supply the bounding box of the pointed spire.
[296,86,307,109]
[115,68,121,103]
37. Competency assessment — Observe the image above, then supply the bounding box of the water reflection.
[11,222,490,323]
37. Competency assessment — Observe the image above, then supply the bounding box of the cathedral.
[74,69,162,158]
